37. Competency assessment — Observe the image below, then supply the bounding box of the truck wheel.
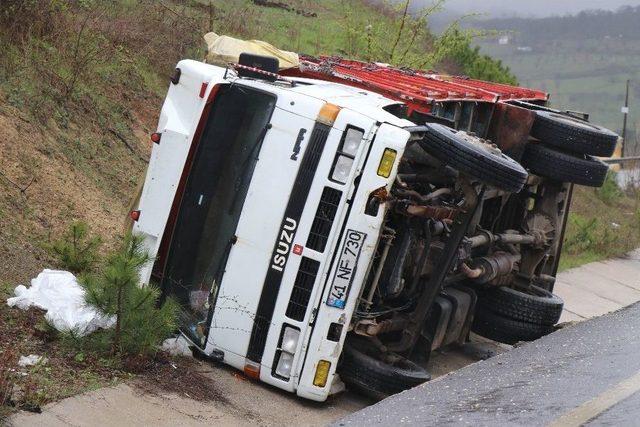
[471,306,553,345]
[531,111,618,157]
[522,143,609,187]
[477,285,563,326]
[338,339,430,399]
[420,124,528,193]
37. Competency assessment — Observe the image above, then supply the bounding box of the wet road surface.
[337,302,640,426]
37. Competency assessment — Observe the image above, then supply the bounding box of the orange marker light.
[244,361,261,380]
[317,103,341,126]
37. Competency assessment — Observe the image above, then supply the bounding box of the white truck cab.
[133,59,413,401]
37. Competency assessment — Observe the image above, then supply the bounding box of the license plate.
[327,230,367,309]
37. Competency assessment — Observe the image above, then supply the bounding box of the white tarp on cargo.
[7,269,114,336]
[203,32,299,69]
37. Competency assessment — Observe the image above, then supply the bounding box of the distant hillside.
[468,7,640,150]
[475,6,640,46]
[411,0,639,19]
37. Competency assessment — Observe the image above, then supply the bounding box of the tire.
[531,111,618,157]
[338,339,430,399]
[420,124,529,193]
[522,143,609,187]
[471,306,554,345]
[477,285,563,326]
[509,100,561,114]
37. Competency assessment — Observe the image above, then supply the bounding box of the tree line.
[474,6,640,45]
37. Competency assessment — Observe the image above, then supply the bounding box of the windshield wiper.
[228,122,272,214]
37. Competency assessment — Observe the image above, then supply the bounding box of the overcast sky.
[411,0,640,18]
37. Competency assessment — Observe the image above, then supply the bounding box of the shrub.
[596,171,622,205]
[564,213,598,253]
[19,364,50,413]
[49,221,102,274]
[79,233,178,357]
[339,1,517,84]
[0,0,65,44]
[0,349,17,411]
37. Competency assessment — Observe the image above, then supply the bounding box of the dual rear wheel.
[522,110,617,187]
[471,285,564,345]
[420,111,617,189]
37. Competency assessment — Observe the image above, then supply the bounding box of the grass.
[209,0,398,56]
[558,181,640,271]
[0,277,213,419]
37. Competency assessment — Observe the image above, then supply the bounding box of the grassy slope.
[559,181,640,271]
[213,0,393,55]
[0,281,124,417]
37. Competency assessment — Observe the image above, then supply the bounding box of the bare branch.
[389,0,410,62]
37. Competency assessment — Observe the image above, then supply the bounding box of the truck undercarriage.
[339,127,571,397]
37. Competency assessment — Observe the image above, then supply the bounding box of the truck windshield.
[161,84,276,347]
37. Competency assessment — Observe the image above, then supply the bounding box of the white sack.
[161,335,193,357]
[7,269,114,336]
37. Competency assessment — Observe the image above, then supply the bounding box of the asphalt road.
[336,302,640,426]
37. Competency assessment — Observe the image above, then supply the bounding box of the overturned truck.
[131,54,617,401]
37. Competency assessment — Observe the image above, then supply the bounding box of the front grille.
[246,122,331,363]
[306,187,342,252]
[286,257,321,321]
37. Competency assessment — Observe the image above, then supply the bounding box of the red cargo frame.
[282,56,548,116]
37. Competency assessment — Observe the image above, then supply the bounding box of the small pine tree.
[50,221,102,274]
[80,233,178,356]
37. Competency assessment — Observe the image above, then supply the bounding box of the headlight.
[281,326,300,354]
[272,325,300,380]
[275,351,294,378]
[331,155,354,184]
[342,128,364,156]
[329,127,363,184]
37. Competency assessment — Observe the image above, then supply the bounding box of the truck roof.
[218,63,415,128]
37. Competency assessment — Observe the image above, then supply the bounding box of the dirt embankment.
[0,0,211,286]
[0,99,154,285]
